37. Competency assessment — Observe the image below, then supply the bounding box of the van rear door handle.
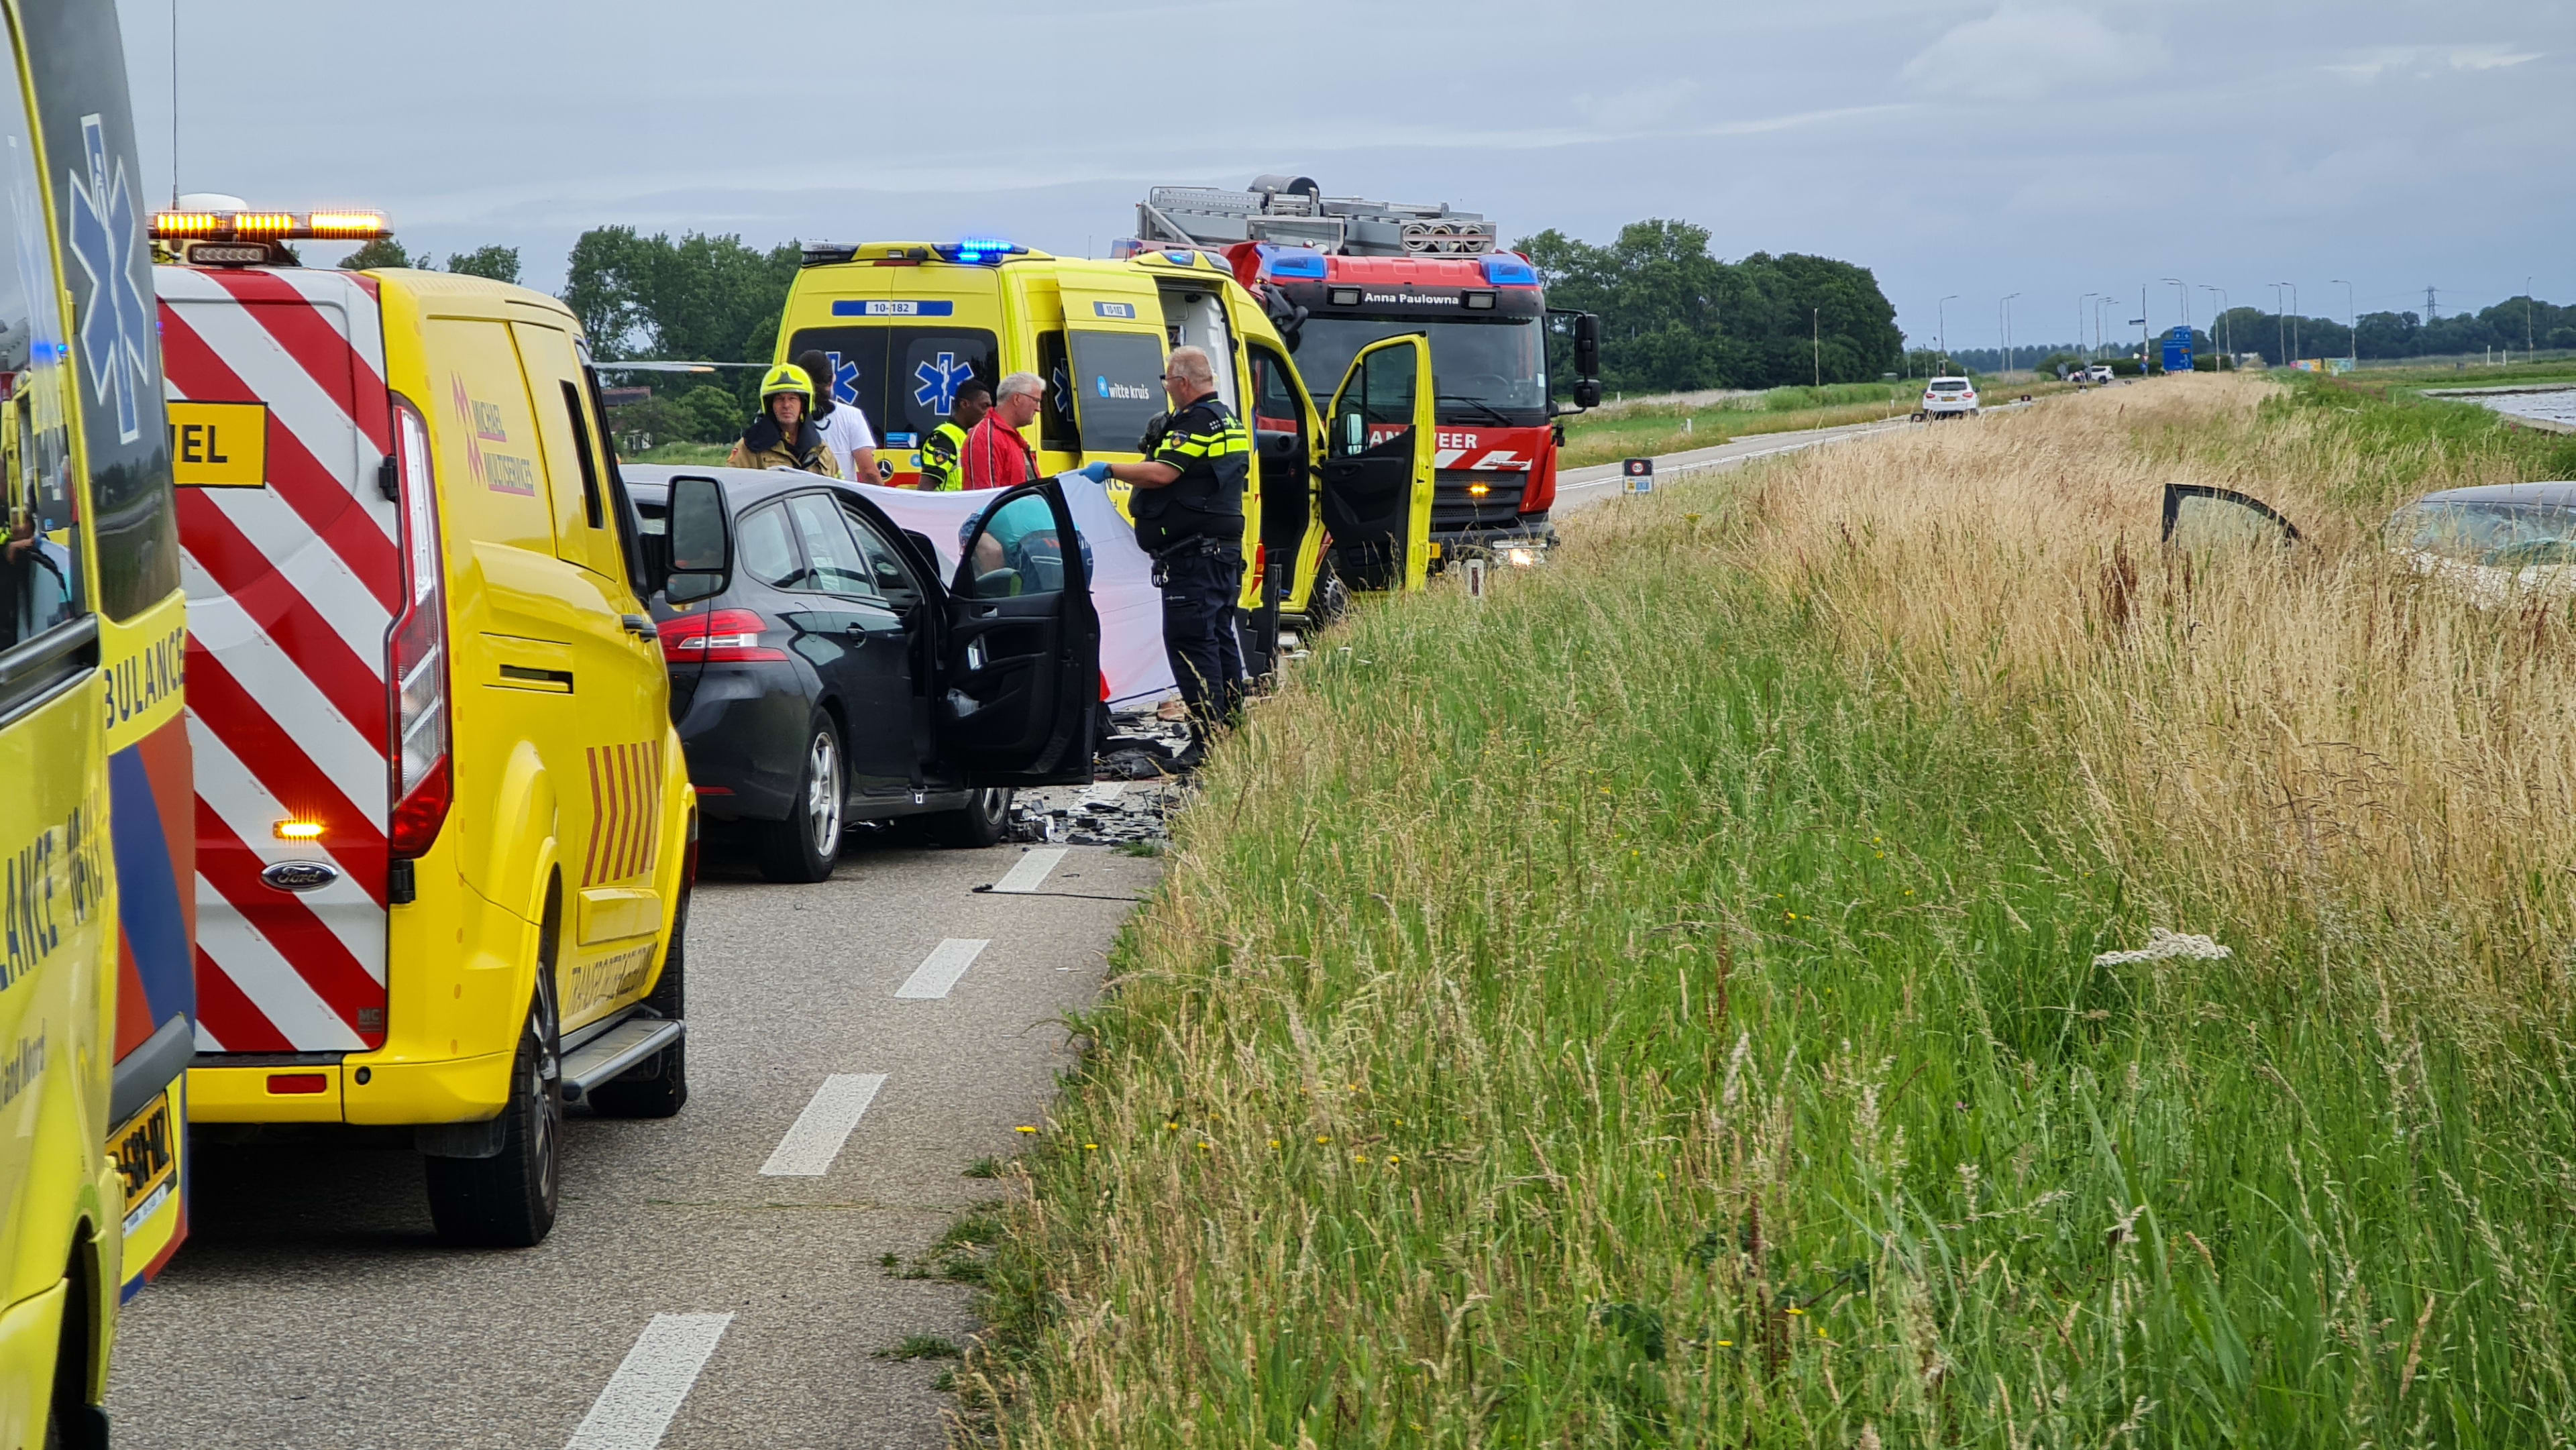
[622,614,656,638]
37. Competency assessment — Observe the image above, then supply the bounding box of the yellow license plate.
[110,1093,177,1225]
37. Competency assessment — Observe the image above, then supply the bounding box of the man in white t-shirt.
[796,348,879,484]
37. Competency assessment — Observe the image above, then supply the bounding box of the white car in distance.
[1921,376,1980,418]
[2084,364,2114,384]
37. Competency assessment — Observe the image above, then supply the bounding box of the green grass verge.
[965,383,2576,1446]
[619,439,732,465]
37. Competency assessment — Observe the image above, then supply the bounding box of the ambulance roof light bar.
[148,207,390,241]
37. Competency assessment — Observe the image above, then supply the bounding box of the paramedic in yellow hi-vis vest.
[1083,346,1248,761]
[916,378,989,492]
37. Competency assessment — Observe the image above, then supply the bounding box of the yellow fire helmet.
[760,361,815,405]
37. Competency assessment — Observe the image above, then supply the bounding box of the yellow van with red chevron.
[154,209,694,1247]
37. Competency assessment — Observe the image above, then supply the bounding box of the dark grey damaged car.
[627,465,1101,881]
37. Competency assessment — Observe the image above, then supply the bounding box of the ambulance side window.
[1036,331,1077,453]
[0,79,80,669]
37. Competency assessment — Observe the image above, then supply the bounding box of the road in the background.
[1554,414,1917,518]
[109,834,1157,1449]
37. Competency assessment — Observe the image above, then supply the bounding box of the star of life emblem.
[912,351,975,416]
[64,115,152,445]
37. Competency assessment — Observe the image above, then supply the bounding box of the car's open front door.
[1319,334,1436,591]
[937,479,1102,785]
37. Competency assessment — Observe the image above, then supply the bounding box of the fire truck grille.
[1433,469,1530,531]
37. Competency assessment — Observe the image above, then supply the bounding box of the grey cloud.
[115,0,2576,354]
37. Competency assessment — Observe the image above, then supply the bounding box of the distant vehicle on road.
[1921,376,1980,418]
[2085,364,2114,384]
[628,467,1102,883]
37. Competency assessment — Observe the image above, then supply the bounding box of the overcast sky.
[115,0,2573,355]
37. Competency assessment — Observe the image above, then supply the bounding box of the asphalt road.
[107,830,1159,1449]
[1553,414,1918,518]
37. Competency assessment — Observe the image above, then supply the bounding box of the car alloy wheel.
[805,730,843,857]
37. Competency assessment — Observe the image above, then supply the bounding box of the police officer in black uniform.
[1083,345,1248,757]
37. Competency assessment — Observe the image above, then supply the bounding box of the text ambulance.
[155,210,694,1247]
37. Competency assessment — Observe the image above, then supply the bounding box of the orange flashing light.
[149,208,390,242]
[273,820,325,840]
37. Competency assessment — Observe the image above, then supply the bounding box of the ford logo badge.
[260,860,339,893]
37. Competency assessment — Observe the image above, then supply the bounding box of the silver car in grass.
[2385,482,2576,606]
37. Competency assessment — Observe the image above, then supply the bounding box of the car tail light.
[386,398,451,860]
[657,608,787,663]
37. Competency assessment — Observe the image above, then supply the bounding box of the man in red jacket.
[961,371,1044,490]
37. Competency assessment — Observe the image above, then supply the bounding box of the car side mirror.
[663,474,733,604]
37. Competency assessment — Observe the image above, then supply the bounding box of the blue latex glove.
[1079,461,1113,484]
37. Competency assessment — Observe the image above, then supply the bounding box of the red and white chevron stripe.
[162,266,396,1054]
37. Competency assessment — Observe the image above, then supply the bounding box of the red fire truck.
[1125,176,1601,563]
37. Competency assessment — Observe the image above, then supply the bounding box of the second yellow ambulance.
[773,240,1444,639]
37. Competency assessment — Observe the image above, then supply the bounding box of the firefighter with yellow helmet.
[728,362,841,476]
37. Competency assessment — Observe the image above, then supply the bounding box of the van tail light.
[657,608,786,663]
[386,397,451,860]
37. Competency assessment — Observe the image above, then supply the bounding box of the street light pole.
[1938,294,1958,371]
[2000,293,2019,374]
[2332,279,2355,368]
[2279,282,2300,364]
[2269,282,2286,368]
[2097,294,2116,359]
[2528,276,2536,359]
[2140,284,2151,372]
[2163,278,2189,366]
[2080,293,2098,362]
[2199,286,2228,366]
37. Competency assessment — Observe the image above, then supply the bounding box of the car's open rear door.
[1318,333,1436,591]
[938,479,1101,784]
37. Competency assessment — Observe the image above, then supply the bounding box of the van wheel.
[1307,561,1352,628]
[758,715,843,883]
[926,787,1013,848]
[588,892,690,1120]
[425,979,562,1247]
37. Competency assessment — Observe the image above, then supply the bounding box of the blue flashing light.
[1481,254,1539,286]
[934,237,1026,265]
[1259,245,1328,280]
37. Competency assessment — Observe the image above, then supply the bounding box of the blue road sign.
[2161,325,2196,374]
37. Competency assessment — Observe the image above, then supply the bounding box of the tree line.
[343,221,1916,430]
[2205,298,2575,364]
[1516,220,1904,392]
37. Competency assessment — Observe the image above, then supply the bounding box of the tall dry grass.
[961,374,2576,1447]
[1660,374,2576,1044]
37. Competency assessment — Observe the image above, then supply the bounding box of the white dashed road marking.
[759,1073,888,1177]
[991,847,1067,893]
[563,1313,733,1450]
[896,938,989,999]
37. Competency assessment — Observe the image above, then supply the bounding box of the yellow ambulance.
[774,240,1443,647]
[154,210,695,1247]
[2,0,198,1440]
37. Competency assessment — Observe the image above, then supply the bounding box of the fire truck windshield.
[1299,316,1546,416]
